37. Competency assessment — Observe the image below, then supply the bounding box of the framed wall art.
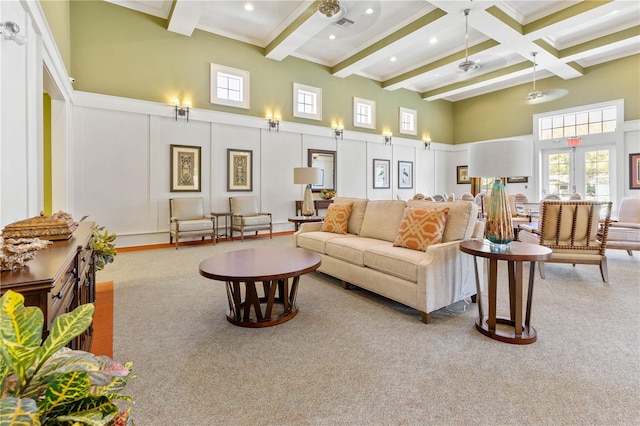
[170,144,201,192]
[373,159,390,189]
[227,149,253,191]
[507,176,529,183]
[398,161,413,189]
[456,165,470,184]
[630,153,640,189]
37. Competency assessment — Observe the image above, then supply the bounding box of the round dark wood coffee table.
[460,240,552,344]
[199,247,321,327]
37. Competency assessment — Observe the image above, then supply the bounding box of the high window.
[293,83,321,120]
[210,63,250,109]
[399,107,417,135]
[353,97,376,129]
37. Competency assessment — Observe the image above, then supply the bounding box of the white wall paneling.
[337,139,367,198]
[1,1,32,226]
[261,131,303,224]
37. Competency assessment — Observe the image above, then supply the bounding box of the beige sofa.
[293,197,483,323]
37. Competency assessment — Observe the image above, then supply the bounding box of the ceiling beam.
[331,9,448,78]
[264,2,322,61]
[167,0,207,37]
[421,62,532,101]
[382,40,500,91]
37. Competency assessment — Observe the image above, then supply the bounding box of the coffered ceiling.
[106,0,640,102]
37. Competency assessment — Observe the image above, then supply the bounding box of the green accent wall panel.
[40,0,72,74]
[43,93,52,216]
[69,0,453,143]
[453,54,640,144]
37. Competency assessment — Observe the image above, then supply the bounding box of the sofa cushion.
[333,197,368,235]
[296,231,352,254]
[359,200,407,242]
[326,237,391,266]
[394,207,449,251]
[321,202,353,234]
[364,244,424,283]
[406,200,476,242]
[170,219,213,232]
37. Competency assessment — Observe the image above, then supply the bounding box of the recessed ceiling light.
[244,3,253,11]
[429,37,437,44]
[329,34,336,40]
[390,57,397,62]
[365,8,374,15]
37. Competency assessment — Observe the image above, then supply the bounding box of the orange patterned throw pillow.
[321,202,354,234]
[393,207,449,251]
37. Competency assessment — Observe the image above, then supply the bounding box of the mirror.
[308,149,336,192]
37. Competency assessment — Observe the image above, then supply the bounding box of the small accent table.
[460,240,552,345]
[288,216,323,231]
[211,212,232,240]
[199,247,321,327]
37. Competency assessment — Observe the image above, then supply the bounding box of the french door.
[541,145,614,202]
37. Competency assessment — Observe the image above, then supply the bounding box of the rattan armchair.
[518,200,612,282]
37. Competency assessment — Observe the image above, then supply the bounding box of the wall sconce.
[172,99,191,122]
[1,21,27,45]
[383,131,392,145]
[266,113,280,132]
[332,124,344,140]
[423,137,431,150]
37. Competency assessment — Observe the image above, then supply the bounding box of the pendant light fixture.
[319,0,341,18]
[526,52,544,101]
[458,9,479,73]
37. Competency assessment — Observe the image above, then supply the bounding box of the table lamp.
[468,140,532,248]
[294,167,323,216]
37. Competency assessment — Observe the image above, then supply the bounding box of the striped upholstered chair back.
[517,200,612,282]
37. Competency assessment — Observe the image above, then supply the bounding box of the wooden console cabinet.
[1,221,96,351]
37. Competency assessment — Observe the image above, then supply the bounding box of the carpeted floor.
[97,236,640,425]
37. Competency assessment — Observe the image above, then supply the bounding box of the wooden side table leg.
[508,260,516,322]
[513,261,523,337]
[488,259,498,332]
[525,261,536,327]
[472,256,483,320]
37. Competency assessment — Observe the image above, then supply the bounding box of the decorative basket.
[1,211,78,241]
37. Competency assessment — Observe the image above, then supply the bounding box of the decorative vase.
[485,179,514,247]
[301,184,315,216]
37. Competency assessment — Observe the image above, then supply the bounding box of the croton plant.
[0,290,134,425]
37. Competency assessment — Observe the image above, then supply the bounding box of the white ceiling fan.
[525,52,568,104]
[458,9,480,73]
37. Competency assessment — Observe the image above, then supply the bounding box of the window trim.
[293,83,322,121]
[210,63,250,109]
[399,107,417,135]
[353,97,376,130]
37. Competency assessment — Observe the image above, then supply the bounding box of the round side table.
[460,240,552,344]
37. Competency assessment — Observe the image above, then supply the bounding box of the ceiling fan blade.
[525,88,568,105]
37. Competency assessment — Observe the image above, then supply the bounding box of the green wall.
[40,0,72,74]
[67,0,453,142]
[43,93,52,215]
[51,1,639,145]
[453,54,640,144]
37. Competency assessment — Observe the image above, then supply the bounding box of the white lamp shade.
[293,167,323,185]
[467,140,533,178]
